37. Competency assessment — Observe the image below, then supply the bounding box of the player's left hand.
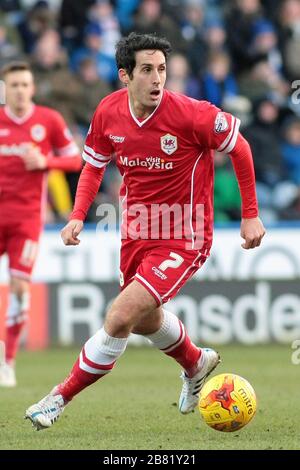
[240,217,266,249]
[21,146,47,171]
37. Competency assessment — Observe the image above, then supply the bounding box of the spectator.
[281,116,300,185]
[251,19,283,74]
[238,60,289,102]
[134,0,186,54]
[32,29,82,124]
[166,53,201,99]
[0,0,21,12]
[226,0,267,74]
[88,0,121,58]
[72,57,112,132]
[244,97,285,186]
[244,100,297,221]
[180,0,207,76]
[202,51,238,107]
[71,22,118,85]
[59,0,95,53]
[18,0,56,54]
[278,0,300,80]
[0,19,22,66]
[214,151,241,222]
[204,18,227,53]
[115,0,142,33]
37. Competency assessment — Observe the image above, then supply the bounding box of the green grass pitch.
[0,345,299,450]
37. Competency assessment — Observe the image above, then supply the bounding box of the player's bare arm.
[240,216,266,250]
[61,219,84,246]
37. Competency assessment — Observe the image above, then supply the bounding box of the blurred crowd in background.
[1,0,300,224]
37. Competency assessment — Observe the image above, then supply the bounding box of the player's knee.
[10,277,29,299]
[107,304,137,328]
[104,310,133,337]
[132,306,163,334]
[106,302,153,336]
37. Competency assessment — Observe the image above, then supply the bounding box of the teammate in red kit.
[0,62,82,387]
[25,33,265,429]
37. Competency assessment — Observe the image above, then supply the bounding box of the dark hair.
[1,61,32,78]
[115,32,172,77]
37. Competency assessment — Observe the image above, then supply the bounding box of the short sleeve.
[193,101,241,153]
[50,110,79,157]
[82,104,113,169]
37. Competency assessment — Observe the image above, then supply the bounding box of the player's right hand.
[21,145,47,171]
[61,219,83,245]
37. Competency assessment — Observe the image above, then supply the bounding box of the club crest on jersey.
[30,124,46,142]
[214,112,229,133]
[160,134,177,155]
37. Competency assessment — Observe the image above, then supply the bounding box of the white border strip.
[10,269,31,280]
[83,152,109,168]
[189,152,203,249]
[135,273,162,304]
[84,145,110,160]
[217,115,235,152]
[223,118,241,154]
[79,351,111,375]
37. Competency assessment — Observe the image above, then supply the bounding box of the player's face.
[120,50,166,115]
[4,70,35,113]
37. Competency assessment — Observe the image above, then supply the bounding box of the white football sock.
[144,309,185,351]
[79,327,128,374]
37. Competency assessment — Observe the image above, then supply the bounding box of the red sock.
[5,320,26,364]
[56,329,127,402]
[57,359,104,401]
[57,351,115,402]
[163,331,201,376]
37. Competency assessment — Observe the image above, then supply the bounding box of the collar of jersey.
[4,104,35,125]
[128,90,164,127]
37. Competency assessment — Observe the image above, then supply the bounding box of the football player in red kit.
[0,62,82,387]
[25,33,265,429]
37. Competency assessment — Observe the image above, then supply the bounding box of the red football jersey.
[83,89,240,253]
[0,105,79,221]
